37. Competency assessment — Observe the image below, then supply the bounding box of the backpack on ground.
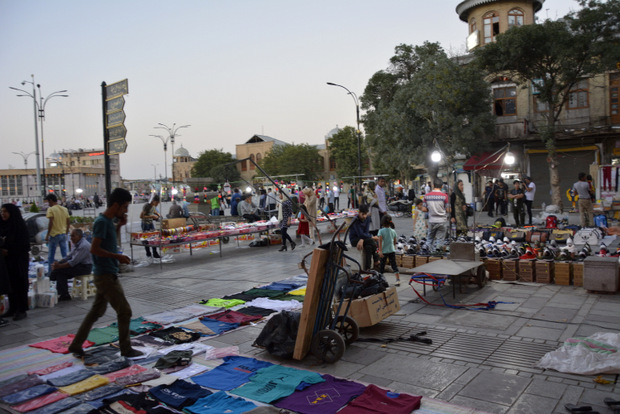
[545,215,558,229]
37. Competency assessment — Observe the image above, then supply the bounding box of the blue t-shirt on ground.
[190,356,273,391]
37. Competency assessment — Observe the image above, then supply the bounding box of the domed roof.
[175,145,190,157]
[48,151,62,161]
[325,125,341,139]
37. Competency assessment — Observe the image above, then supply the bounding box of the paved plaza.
[1,207,619,413]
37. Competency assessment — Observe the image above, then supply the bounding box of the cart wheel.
[311,330,346,363]
[222,236,230,244]
[432,280,440,291]
[335,316,359,346]
[476,266,487,288]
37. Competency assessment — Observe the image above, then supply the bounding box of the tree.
[327,126,368,182]
[259,143,322,181]
[191,149,240,183]
[361,42,495,182]
[474,0,620,209]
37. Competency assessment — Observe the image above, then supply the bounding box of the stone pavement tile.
[535,306,577,322]
[454,367,483,385]
[524,379,567,399]
[448,395,509,414]
[402,313,444,325]
[360,354,468,391]
[516,325,563,341]
[0,331,40,350]
[445,311,518,331]
[458,371,530,406]
[437,382,466,401]
[507,393,558,414]
[340,344,387,366]
[356,374,393,387]
[388,381,439,399]
[580,387,619,409]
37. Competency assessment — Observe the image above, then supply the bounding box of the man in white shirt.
[523,176,536,225]
[332,184,340,211]
[375,177,388,216]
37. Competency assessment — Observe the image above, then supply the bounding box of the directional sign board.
[106,110,126,128]
[108,124,127,140]
[106,96,125,113]
[108,138,127,155]
[105,79,128,100]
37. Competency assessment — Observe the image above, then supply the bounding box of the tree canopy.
[258,143,322,181]
[474,0,620,208]
[327,126,368,182]
[191,148,240,184]
[361,42,495,182]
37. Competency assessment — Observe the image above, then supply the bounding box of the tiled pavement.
[1,209,619,413]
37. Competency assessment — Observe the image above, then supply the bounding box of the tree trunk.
[543,121,563,212]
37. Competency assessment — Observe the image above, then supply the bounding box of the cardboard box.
[583,256,619,292]
[502,259,519,281]
[401,255,414,268]
[162,218,187,229]
[485,259,502,280]
[518,260,536,282]
[334,286,400,328]
[535,261,554,284]
[415,255,429,267]
[573,263,584,287]
[554,262,572,286]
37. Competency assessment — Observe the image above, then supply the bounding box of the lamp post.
[150,163,158,182]
[36,84,68,194]
[150,135,169,184]
[326,82,362,189]
[10,75,42,204]
[13,151,35,201]
[154,123,190,185]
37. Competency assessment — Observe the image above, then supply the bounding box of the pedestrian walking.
[0,204,30,321]
[411,198,428,241]
[422,179,451,251]
[450,180,468,236]
[365,181,381,236]
[495,179,508,216]
[333,183,340,211]
[485,180,495,217]
[508,180,526,227]
[140,194,161,259]
[44,193,70,276]
[302,187,318,243]
[68,188,143,358]
[378,215,400,286]
[523,176,535,225]
[375,176,388,218]
[278,190,296,252]
[573,172,594,227]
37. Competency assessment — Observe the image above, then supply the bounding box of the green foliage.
[259,143,321,181]
[361,42,495,181]
[327,126,368,182]
[69,216,95,224]
[191,149,240,183]
[29,202,39,213]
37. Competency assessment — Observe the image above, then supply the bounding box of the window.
[241,160,247,171]
[493,86,517,116]
[256,153,262,165]
[534,96,550,113]
[249,154,256,170]
[483,12,500,44]
[508,9,524,28]
[567,79,589,110]
[329,157,336,171]
[470,18,476,34]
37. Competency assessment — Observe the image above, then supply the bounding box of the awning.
[463,152,505,177]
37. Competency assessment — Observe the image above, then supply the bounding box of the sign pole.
[101,81,112,200]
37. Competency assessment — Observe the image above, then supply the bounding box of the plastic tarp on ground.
[536,332,620,375]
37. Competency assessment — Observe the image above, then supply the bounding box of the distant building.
[172,144,196,183]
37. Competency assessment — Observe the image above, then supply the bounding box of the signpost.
[102,78,128,198]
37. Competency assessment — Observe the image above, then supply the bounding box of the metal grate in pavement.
[358,321,557,369]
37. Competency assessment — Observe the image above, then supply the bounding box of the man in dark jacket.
[349,204,379,270]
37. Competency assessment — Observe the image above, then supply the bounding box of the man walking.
[422,178,451,251]
[69,188,143,358]
[49,229,92,301]
[573,172,594,227]
[45,193,70,276]
[523,176,535,225]
[375,176,388,217]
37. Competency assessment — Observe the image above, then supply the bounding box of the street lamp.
[150,163,158,182]
[36,84,68,193]
[326,82,362,190]
[154,123,190,184]
[13,151,35,201]
[504,151,515,165]
[431,150,442,163]
[150,135,169,184]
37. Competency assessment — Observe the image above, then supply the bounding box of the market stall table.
[403,259,485,298]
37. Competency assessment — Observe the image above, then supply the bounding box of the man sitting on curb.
[349,204,380,271]
[49,229,93,301]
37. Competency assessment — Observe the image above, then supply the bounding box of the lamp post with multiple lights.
[150,135,169,184]
[154,123,190,184]
[36,84,68,194]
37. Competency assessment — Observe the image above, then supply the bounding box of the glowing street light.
[431,150,442,163]
[505,152,516,165]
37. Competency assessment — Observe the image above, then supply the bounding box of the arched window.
[256,153,262,165]
[329,157,336,171]
[469,18,476,34]
[508,9,524,29]
[492,79,517,116]
[241,160,247,171]
[483,12,500,44]
[249,154,256,170]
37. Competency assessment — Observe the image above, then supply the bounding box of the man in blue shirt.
[49,228,93,301]
[68,188,143,358]
[349,204,379,270]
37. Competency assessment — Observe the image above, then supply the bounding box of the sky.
[0,0,580,180]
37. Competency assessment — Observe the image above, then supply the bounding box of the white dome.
[325,125,341,139]
[48,152,62,161]
[175,145,190,157]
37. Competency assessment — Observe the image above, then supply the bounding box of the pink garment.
[12,390,68,412]
[28,361,73,376]
[103,364,147,382]
[29,334,94,354]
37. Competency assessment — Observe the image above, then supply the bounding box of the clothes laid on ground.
[222,289,285,302]
[114,368,160,387]
[287,287,306,296]
[60,403,99,414]
[184,391,257,414]
[47,369,94,387]
[27,396,80,414]
[236,306,276,317]
[274,374,367,414]
[157,342,214,357]
[83,347,124,366]
[242,297,303,312]
[198,318,240,335]
[58,374,109,395]
[190,356,273,391]
[336,384,422,414]
[11,390,68,413]
[1,384,56,405]
[130,334,175,350]
[29,334,95,354]
[179,320,216,336]
[231,365,325,404]
[109,317,163,335]
[202,309,263,325]
[154,350,193,370]
[260,281,304,291]
[0,374,43,398]
[87,326,120,346]
[149,379,212,409]
[76,383,124,401]
[40,365,83,382]
[28,361,73,376]
[88,358,131,375]
[200,298,246,309]
[149,327,202,344]
[103,364,147,382]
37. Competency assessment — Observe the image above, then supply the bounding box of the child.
[298,205,313,247]
[378,214,400,286]
[411,198,428,241]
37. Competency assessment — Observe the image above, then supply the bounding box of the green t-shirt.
[378,227,397,254]
[92,213,118,276]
